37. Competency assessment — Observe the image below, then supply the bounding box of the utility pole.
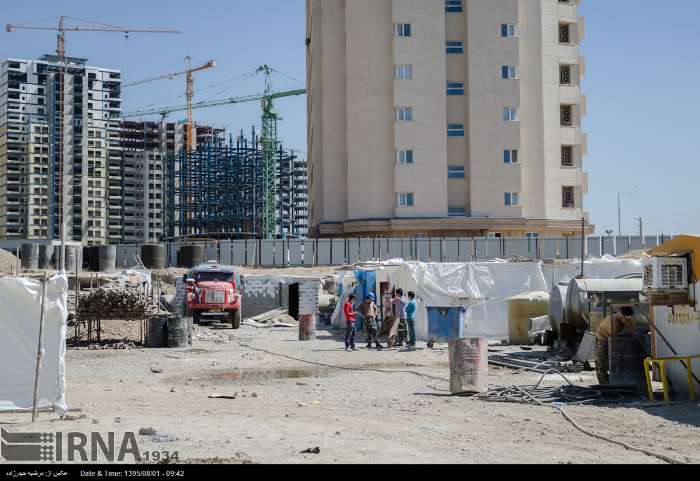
[636,217,645,249]
[580,217,586,278]
[617,191,639,237]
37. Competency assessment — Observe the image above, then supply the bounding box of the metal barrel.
[146,316,169,348]
[449,338,489,395]
[177,245,204,268]
[299,314,317,341]
[83,246,99,272]
[98,245,117,272]
[609,336,648,390]
[141,244,166,270]
[38,244,55,270]
[65,246,80,272]
[549,284,568,336]
[21,244,39,270]
[167,315,188,348]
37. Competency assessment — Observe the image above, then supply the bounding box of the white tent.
[541,257,643,288]
[333,261,548,342]
[384,262,548,342]
[0,275,68,415]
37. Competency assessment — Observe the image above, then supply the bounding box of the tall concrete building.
[0,55,122,245]
[307,0,590,238]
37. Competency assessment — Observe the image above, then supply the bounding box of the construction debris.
[77,285,160,321]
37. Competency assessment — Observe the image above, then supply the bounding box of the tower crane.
[124,56,217,151]
[5,16,180,270]
[123,66,306,239]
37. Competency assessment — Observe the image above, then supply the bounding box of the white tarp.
[0,275,68,415]
[541,257,643,289]
[332,261,547,342]
[386,262,548,342]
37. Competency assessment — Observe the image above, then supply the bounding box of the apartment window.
[505,192,520,207]
[501,24,517,38]
[394,65,413,80]
[396,150,414,165]
[560,105,573,126]
[446,81,465,96]
[395,107,413,122]
[561,146,574,167]
[448,166,466,179]
[503,149,519,164]
[446,41,464,54]
[503,107,518,122]
[397,193,414,207]
[559,23,571,44]
[447,124,465,137]
[449,207,466,217]
[445,0,464,12]
[502,66,518,80]
[394,23,412,37]
[560,64,572,85]
[562,187,576,208]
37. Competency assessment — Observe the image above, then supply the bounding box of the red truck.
[184,262,242,328]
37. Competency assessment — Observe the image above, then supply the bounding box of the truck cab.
[185,262,242,328]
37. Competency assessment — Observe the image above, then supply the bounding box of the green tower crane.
[124,66,306,240]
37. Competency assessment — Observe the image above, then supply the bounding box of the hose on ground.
[476,370,686,465]
[228,335,449,382]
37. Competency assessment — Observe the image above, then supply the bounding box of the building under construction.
[165,127,308,240]
[115,120,227,244]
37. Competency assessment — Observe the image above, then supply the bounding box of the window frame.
[503,149,519,164]
[504,192,521,207]
[447,165,466,179]
[397,192,415,208]
[502,107,519,122]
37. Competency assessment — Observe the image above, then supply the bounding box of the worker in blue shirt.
[406,291,418,347]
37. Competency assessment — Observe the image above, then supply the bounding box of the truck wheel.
[230,310,241,330]
[193,312,201,325]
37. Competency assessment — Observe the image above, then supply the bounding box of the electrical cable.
[227,334,448,382]
[475,370,686,465]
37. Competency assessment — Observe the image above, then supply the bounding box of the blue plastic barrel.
[427,307,467,343]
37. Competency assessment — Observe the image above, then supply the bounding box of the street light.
[618,191,639,237]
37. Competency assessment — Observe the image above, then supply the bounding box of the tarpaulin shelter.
[0,275,68,415]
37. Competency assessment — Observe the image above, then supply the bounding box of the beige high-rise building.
[306,0,591,238]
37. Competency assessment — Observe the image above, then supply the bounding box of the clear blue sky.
[2,1,698,236]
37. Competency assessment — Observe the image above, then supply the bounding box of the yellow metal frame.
[644,355,700,402]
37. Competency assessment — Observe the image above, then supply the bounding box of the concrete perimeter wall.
[111,235,674,269]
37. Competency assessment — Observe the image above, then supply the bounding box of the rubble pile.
[77,286,159,321]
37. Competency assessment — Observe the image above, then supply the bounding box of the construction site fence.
[113,235,673,270]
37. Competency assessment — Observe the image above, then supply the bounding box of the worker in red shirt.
[344,294,358,352]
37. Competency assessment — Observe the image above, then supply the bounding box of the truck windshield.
[194,272,234,283]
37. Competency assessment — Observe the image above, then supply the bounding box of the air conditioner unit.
[643,257,688,293]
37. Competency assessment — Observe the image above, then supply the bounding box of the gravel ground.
[2,326,698,465]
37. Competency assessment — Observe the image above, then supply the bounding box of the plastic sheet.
[0,275,68,415]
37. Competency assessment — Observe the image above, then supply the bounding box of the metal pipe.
[32,271,49,423]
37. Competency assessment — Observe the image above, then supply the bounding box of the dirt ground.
[2,325,698,465]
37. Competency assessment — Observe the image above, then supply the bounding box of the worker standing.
[359,294,383,350]
[594,306,636,385]
[389,289,408,348]
[344,294,358,352]
[406,291,417,348]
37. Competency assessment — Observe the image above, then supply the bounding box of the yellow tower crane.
[124,56,217,151]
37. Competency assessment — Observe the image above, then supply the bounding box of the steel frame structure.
[165,128,302,240]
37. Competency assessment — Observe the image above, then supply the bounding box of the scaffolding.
[165,128,306,240]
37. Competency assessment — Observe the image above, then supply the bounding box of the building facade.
[0,55,122,245]
[307,0,590,238]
